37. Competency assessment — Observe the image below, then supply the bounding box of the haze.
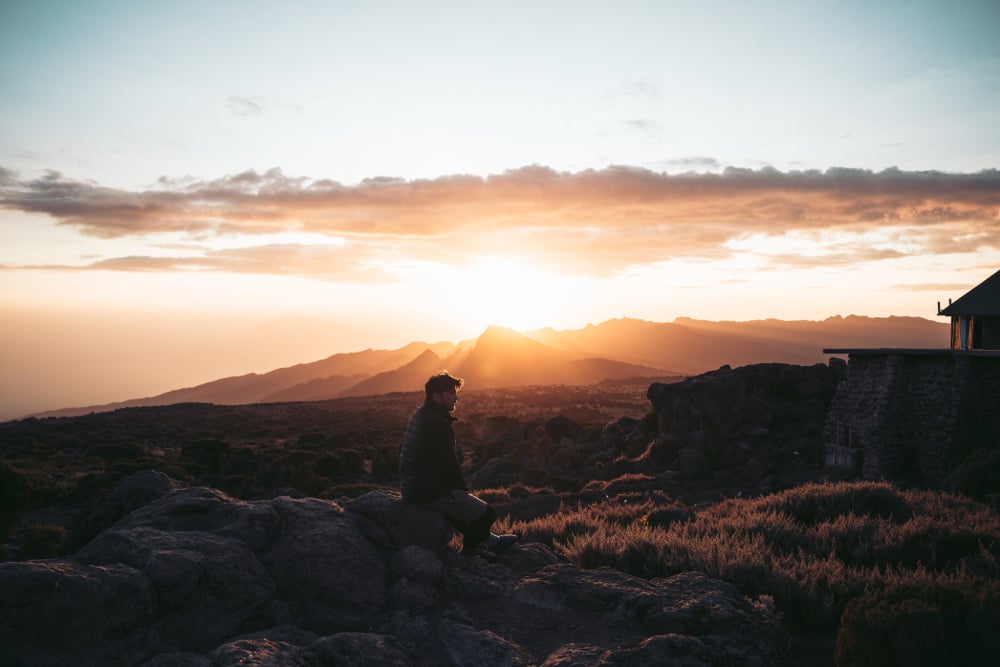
[1,1,998,420]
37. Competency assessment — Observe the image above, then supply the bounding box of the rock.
[73,469,188,546]
[597,634,711,666]
[741,457,768,482]
[107,486,282,551]
[75,526,275,649]
[517,565,791,667]
[209,637,312,667]
[393,544,445,609]
[310,632,411,666]
[545,415,585,441]
[647,362,843,481]
[541,643,607,667]
[345,489,454,552]
[0,479,792,667]
[678,447,710,479]
[259,495,386,632]
[471,456,523,489]
[615,571,791,666]
[441,620,533,667]
[139,652,213,667]
[0,559,158,666]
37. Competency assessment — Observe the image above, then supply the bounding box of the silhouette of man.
[399,371,517,556]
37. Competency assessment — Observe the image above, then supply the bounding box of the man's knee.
[465,504,495,541]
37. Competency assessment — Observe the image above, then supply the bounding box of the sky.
[1,0,999,419]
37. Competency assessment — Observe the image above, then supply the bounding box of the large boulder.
[75,526,275,649]
[258,495,386,632]
[0,483,390,664]
[0,475,793,667]
[0,560,158,666]
[73,469,188,545]
[344,488,454,552]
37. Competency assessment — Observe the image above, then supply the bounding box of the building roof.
[940,268,1000,316]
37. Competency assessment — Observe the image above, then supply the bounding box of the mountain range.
[32,315,949,418]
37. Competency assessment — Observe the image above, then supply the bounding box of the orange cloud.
[3,164,998,278]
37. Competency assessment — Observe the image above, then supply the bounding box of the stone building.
[938,267,1000,350]
[823,270,1000,486]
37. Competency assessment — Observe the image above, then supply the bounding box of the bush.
[835,580,1000,667]
[90,441,144,462]
[20,522,68,560]
[368,444,399,477]
[500,481,1000,635]
[956,448,1000,501]
[316,449,367,478]
[0,461,45,540]
[179,439,231,473]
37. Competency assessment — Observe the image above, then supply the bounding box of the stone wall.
[823,352,1000,486]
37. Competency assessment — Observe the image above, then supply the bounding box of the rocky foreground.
[0,471,790,667]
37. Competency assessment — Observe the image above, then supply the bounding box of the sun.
[451,256,565,332]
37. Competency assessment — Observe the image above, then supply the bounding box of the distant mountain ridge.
[32,315,950,418]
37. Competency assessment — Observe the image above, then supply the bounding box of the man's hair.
[425,371,464,398]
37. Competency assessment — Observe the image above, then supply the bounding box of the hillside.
[3,361,997,666]
[29,315,949,419]
[525,315,949,373]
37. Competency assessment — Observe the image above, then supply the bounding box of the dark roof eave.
[938,268,1000,316]
[823,348,1000,356]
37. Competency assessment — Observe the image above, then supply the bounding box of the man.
[399,371,517,556]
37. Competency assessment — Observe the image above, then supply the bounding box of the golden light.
[450,256,568,332]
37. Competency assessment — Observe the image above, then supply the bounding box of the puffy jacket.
[399,400,467,503]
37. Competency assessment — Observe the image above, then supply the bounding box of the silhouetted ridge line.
[28,315,948,419]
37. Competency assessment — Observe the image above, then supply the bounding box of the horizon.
[2,312,952,422]
[2,2,998,420]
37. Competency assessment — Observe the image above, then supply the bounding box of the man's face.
[432,388,459,412]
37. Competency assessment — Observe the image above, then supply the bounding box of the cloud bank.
[2,164,998,280]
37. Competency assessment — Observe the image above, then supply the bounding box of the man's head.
[425,371,463,412]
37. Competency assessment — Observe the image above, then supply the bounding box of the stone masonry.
[823,351,1000,486]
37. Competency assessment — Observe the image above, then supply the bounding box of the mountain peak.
[480,324,525,338]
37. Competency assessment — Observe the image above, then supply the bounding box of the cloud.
[624,119,662,136]
[892,282,980,292]
[226,95,267,116]
[603,80,661,101]
[26,244,394,282]
[664,156,723,170]
[2,164,998,279]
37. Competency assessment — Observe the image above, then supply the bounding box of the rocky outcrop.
[0,471,791,667]
[647,362,844,489]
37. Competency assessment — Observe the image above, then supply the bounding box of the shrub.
[956,448,1000,501]
[296,432,326,449]
[368,444,399,477]
[0,460,46,540]
[180,439,231,473]
[835,579,1000,667]
[90,440,144,462]
[20,522,68,560]
[500,481,1000,635]
[316,449,367,478]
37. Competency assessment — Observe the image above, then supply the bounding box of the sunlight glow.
[448,256,572,332]
[202,231,349,251]
[724,228,931,258]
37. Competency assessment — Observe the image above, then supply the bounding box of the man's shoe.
[486,533,518,554]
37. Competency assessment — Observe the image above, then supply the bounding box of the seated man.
[399,371,516,555]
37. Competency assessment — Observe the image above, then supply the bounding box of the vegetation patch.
[496,481,1000,635]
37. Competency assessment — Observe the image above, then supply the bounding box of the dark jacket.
[399,400,467,503]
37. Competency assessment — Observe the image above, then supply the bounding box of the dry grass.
[493,480,1000,634]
